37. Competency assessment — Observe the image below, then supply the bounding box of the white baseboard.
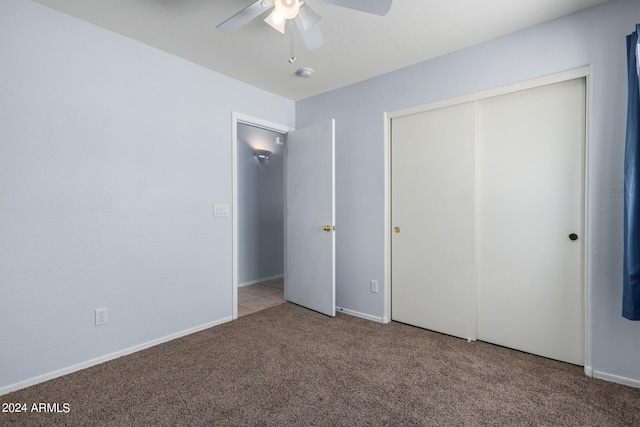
[591,368,640,389]
[584,365,593,377]
[336,306,384,323]
[0,316,233,396]
[239,274,284,287]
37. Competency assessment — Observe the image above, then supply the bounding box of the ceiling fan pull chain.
[289,23,296,64]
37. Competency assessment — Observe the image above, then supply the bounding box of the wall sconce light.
[254,149,272,161]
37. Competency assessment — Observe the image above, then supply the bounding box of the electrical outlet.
[95,308,107,325]
[370,280,379,294]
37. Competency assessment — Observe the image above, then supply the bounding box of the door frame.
[231,112,293,320]
[384,67,591,366]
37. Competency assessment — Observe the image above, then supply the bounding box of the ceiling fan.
[217,0,392,50]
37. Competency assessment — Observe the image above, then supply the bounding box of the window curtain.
[623,24,640,320]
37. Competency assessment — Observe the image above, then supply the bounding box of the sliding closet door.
[391,102,476,340]
[476,79,585,365]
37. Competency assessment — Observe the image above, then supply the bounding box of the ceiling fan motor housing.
[217,0,393,51]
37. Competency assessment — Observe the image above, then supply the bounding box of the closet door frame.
[384,66,590,364]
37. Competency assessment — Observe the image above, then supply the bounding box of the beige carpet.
[2,303,639,426]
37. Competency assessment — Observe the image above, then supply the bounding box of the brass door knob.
[568,233,579,241]
[323,225,331,232]
[394,226,401,234]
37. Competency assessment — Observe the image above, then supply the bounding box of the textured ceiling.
[35,0,613,100]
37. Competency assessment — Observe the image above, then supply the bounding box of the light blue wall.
[2,0,639,395]
[296,0,640,384]
[0,0,294,393]
[238,124,284,284]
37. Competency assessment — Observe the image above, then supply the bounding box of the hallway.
[238,277,285,317]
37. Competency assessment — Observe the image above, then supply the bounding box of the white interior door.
[476,78,585,365]
[391,102,477,340]
[285,119,336,317]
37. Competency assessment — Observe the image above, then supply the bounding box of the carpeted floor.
[2,302,639,426]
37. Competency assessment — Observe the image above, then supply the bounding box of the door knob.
[394,226,401,234]
[323,225,331,232]
[568,233,579,241]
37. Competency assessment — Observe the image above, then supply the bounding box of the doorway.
[236,122,287,317]
[231,113,337,319]
[232,113,292,320]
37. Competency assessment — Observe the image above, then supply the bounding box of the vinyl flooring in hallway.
[238,277,285,317]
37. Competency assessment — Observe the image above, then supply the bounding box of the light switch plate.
[214,204,230,217]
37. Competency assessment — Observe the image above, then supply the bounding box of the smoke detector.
[296,67,313,78]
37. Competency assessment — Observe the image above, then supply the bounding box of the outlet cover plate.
[95,308,107,325]
[214,204,230,217]
[370,280,379,294]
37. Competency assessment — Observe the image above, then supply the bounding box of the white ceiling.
[35,0,613,100]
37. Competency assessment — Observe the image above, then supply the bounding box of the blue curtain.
[623,24,640,320]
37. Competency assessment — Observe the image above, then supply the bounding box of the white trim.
[592,370,640,389]
[384,67,591,357]
[473,99,479,341]
[383,111,391,324]
[583,73,591,370]
[0,317,232,396]
[239,274,284,287]
[584,365,594,377]
[336,306,385,323]
[231,112,292,321]
[387,67,591,120]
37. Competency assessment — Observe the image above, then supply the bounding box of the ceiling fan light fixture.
[265,9,286,33]
[274,0,300,20]
[296,2,321,32]
[272,12,284,25]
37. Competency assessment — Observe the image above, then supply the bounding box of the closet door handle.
[568,233,579,241]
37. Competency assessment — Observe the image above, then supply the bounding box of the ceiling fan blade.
[321,0,392,16]
[216,1,266,32]
[294,19,325,50]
